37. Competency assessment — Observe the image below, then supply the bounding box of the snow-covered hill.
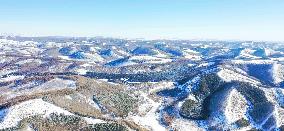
[0,37,284,130]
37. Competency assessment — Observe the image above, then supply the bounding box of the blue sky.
[0,0,283,41]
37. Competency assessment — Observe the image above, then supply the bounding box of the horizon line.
[1,33,283,43]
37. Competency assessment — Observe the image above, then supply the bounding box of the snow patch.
[217,68,260,85]
[76,68,88,75]
[127,93,165,131]
[271,63,284,84]
[197,62,215,68]
[0,99,73,129]
[83,117,105,124]
[224,89,248,124]
[0,75,25,82]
